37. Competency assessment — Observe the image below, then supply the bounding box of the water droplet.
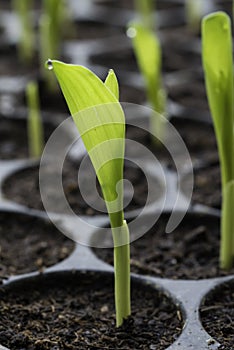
[46,59,53,70]
[126,27,137,38]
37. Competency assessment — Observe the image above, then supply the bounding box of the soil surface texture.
[93,212,234,279]
[0,118,55,160]
[200,279,234,350]
[125,117,218,168]
[0,212,74,280]
[182,163,221,209]
[0,271,183,350]
[3,159,160,216]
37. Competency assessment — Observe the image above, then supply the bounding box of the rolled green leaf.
[185,0,204,33]
[221,181,234,269]
[128,22,166,145]
[26,81,44,158]
[40,0,66,91]
[105,69,119,100]
[202,11,234,269]
[134,0,155,30]
[12,0,35,62]
[47,60,131,326]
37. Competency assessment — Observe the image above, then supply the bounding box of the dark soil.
[71,20,123,40]
[3,159,161,216]
[93,212,234,279]
[36,78,70,115]
[95,0,182,11]
[182,163,221,209]
[90,45,201,74]
[172,118,218,163]
[0,271,183,350]
[125,117,218,168]
[0,52,34,77]
[162,44,201,73]
[167,75,209,111]
[119,84,147,104]
[169,117,218,165]
[0,54,68,116]
[0,211,74,280]
[200,279,234,350]
[0,117,55,160]
[215,0,232,16]
[120,72,208,113]
[91,47,138,73]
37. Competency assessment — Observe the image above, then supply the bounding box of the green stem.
[26,81,44,158]
[111,220,131,327]
[233,1,234,23]
[39,14,58,92]
[40,0,64,91]
[12,0,34,63]
[220,180,234,269]
[134,0,155,30]
[202,12,234,270]
[149,84,167,147]
[185,0,203,33]
[218,62,234,271]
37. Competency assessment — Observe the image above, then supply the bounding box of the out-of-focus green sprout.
[12,0,35,63]
[40,0,67,90]
[127,22,166,146]
[26,81,44,158]
[185,0,204,33]
[134,0,155,30]
[47,60,131,327]
[202,11,234,270]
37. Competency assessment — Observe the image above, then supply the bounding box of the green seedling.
[185,0,214,33]
[185,0,204,33]
[134,0,155,30]
[47,60,130,327]
[128,22,166,146]
[26,81,44,158]
[233,1,234,23]
[202,11,234,269]
[40,0,66,90]
[12,0,35,63]
[40,0,64,63]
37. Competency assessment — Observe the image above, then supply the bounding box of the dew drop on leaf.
[46,59,53,70]
[126,27,137,38]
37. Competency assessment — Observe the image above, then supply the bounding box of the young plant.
[134,0,155,30]
[26,81,44,158]
[47,60,130,327]
[40,0,66,90]
[202,11,234,269]
[128,22,166,146]
[40,0,64,63]
[185,0,204,33]
[12,0,35,63]
[185,0,214,33]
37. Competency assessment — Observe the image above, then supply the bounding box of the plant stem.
[12,0,34,63]
[134,0,155,30]
[40,0,65,91]
[26,81,44,158]
[221,181,234,269]
[111,220,131,327]
[150,86,166,147]
[202,12,234,270]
